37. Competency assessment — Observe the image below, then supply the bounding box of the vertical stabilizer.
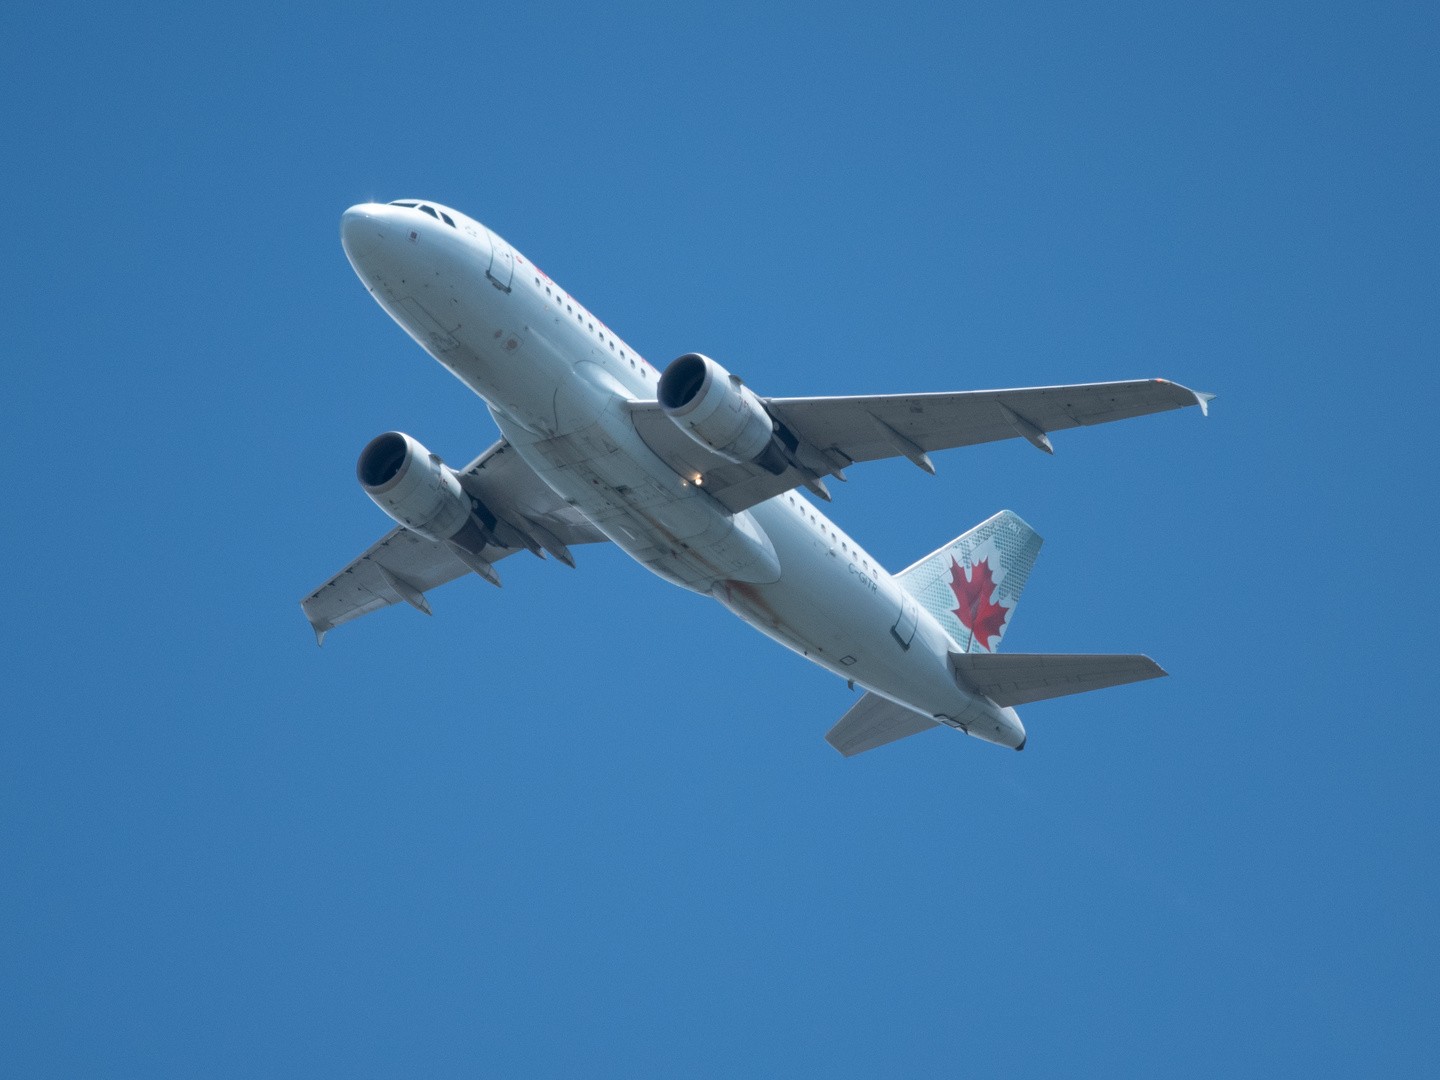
[894,510,1042,653]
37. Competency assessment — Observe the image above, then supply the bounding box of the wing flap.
[951,652,1167,707]
[825,692,941,757]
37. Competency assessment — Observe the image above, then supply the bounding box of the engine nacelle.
[657,353,776,465]
[357,431,481,545]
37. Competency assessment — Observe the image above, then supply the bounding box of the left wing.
[630,378,1212,513]
[301,439,607,643]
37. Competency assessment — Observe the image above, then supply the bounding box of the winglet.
[301,602,332,646]
[1193,391,1216,417]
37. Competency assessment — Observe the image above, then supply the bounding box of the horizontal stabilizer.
[825,692,940,757]
[951,652,1167,707]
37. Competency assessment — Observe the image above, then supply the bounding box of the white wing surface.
[951,653,1167,707]
[824,692,941,757]
[301,439,608,643]
[630,379,1211,513]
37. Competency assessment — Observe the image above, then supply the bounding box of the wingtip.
[1193,391,1216,417]
[301,602,330,646]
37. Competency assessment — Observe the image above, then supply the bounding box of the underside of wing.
[301,437,608,643]
[454,439,609,548]
[628,402,819,512]
[767,379,1212,465]
[300,526,481,642]
[629,380,1211,514]
[951,652,1167,707]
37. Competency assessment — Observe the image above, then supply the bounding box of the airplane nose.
[340,203,386,261]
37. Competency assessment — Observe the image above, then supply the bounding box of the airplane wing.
[629,379,1212,513]
[300,439,608,643]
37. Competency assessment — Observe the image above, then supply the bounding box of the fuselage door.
[487,231,515,292]
[891,591,919,651]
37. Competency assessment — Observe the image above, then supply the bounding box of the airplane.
[302,199,1213,756]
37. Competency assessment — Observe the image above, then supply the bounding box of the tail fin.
[894,510,1043,653]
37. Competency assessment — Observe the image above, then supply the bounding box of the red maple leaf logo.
[947,556,1010,651]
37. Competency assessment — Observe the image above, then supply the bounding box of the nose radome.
[340,203,386,262]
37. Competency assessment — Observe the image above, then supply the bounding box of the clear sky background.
[2,2,1436,1076]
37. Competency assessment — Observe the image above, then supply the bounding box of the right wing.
[301,439,607,643]
[631,379,1212,513]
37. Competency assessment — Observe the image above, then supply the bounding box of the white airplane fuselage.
[340,201,1025,749]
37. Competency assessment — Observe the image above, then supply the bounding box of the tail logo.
[948,556,1010,651]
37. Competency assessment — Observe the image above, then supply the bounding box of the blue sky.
[1,2,1436,1076]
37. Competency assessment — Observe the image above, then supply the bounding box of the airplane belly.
[492,371,783,590]
[731,501,969,719]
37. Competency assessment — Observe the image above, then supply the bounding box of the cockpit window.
[389,201,418,207]
[440,211,455,227]
[418,205,439,219]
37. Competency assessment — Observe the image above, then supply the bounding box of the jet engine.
[657,353,781,467]
[356,431,491,552]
